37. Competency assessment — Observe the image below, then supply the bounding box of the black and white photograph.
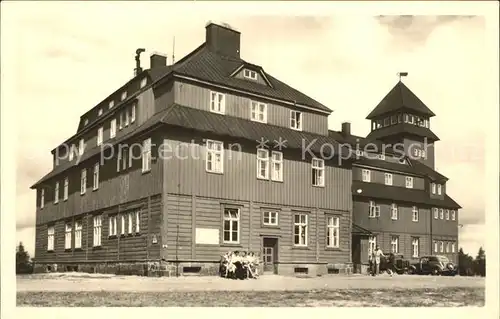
[1,0,499,316]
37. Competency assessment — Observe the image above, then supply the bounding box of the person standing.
[373,245,385,276]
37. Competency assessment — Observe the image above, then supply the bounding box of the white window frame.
[326,216,340,248]
[362,169,371,182]
[140,77,147,88]
[384,173,393,185]
[437,184,442,195]
[209,91,225,114]
[439,208,444,220]
[369,201,380,218]
[40,188,45,209]
[433,207,439,219]
[440,241,444,253]
[80,169,87,195]
[97,127,104,146]
[93,163,99,190]
[422,150,426,158]
[65,223,72,250]
[256,149,269,179]
[128,212,133,234]
[69,145,75,161]
[124,109,129,127]
[79,139,85,156]
[223,208,240,244]
[54,182,59,204]
[412,237,420,258]
[47,226,55,251]
[412,206,419,222]
[110,119,117,138]
[290,110,302,131]
[293,213,308,247]
[142,138,152,173]
[368,236,377,257]
[75,221,82,249]
[98,108,103,116]
[121,215,126,235]
[205,140,224,173]
[63,177,69,201]
[312,158,325,187]
[121,91,127,101]
[391,203,398,220]
[263,211,278,226]
[131,103,136,123]
[391,236,399,253]
[451,210,456,221]
[93,215,102,247]
[250,101,267,123]
[135,211,140,233]
[119,112,124,130]
[445,242,450,253]
[445,209,450,220]
[451,242,456,253]
[243,69,257,80]
[434,241,438,253]
[431,183,436,194]
[109,100,115,109]
[271,151,283,182]
[108,215,117,237]
[405,176,414,188]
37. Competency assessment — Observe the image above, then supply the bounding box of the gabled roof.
[366,81,436,120]
[365,123,440,142]
[352,181,462,209]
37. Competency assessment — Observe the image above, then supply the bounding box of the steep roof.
[366,81,436,120]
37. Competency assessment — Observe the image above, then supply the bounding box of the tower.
[365,79,439,169]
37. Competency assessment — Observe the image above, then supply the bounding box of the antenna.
[172,36,176,64]
[397,72,408,82]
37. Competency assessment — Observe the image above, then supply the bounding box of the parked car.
[408,255,457,276]
[379,253,411,275]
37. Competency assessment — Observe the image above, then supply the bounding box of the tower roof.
[366,81,436,120]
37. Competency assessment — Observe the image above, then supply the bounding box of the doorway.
[262,237,278,274]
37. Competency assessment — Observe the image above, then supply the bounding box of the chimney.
[341,122,351,136]
[134,48,146,76]
[205,21,241,58]
[150,53,167,69]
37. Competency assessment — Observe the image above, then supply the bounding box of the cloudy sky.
[2,2,496,258]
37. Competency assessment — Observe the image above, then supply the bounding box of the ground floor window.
[75,221,82,249]
[47,226,55,251]
[390,236,399,253]
[293,213,308,246]
[412,237,420,257]
[223,207,240,244]
[93,215,102,246]
[326,216,339,248]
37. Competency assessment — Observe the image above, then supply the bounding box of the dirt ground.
[17,272,485,292]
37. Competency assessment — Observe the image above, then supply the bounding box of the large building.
[31,22,460,276]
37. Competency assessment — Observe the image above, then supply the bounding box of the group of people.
[369,245,394,277]
[219,251,260,279]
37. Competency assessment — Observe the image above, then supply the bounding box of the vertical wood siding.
[173,81,329,136]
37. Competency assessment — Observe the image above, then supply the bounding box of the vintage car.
[379,253,411,275]
[408,255,457,276]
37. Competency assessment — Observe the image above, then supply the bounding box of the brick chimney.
[205,21,240,58]
[341,122,351,136]
[150,53,167,69]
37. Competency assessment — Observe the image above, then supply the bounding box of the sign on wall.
[195,228,219,245]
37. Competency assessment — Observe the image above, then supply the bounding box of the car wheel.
[431,269,440,276]
[407,268,414,275]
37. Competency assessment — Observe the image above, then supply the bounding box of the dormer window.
[140,77,147,88]
[391,115,397,124]
[383,118,389,126]
[121,91,127,101]
[437,184,442,195]
[408,114,415,124]
[290,111,302,131]
[431,183,436,194]
[84,119,89,126]
[397,113,402,123]
[98,109,103,116]
[109,100,115,109]
[243,69,257,80]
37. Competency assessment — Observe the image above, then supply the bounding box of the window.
[326,216,340,248]
[391,115,397,124]
[122,147,129,170]
[256,149,269,179]
[439,208,444,220]
[93,163,99,190]
[293,213,308,246]
[412,238,419,257]
[209,91,225,114]
[445,209,450,220]
[75,221,82,249]
[63,178,69,201]
[384,173,393,185]
[98,108,103,116]
[408,115,415,124]
[223,208,240,244]
[131,103,136,123]
[47,226,55,251]
[65,223,72,250]
[40,189,45,209]
[312,158,325,186]
[437,184,442,195]
[391,236,399,253]
[69,145,74,161]
[422,150,426,158]
[110,119,117,138]
[263,211,278,226]
[434,241,438,253]
[135,211,140,233]
[97,127,103,146]
[206,140,223,173]
[84,118,89,126]
[451,210,456,221]
[93,215,102,246]
[290,111,302,130]
[142,138,152,172]
[405,176,414,188]
[119,112,124,130]
[140,77,147,88]
[433,208,439,219]
[440,241,444,253]
[128,212,133,234]
[383,118,389,126]
[54,182,59,203]
[271,151,283,182]
[412,206,419,222]
[117,149,122,173]
[378,154,385,160]
[369,201,381,218]
[250,101,267,123]
[243,69,257,80]
[109,100,115,109]
[397,113,402,123]
[121,91,127,101]
[451,242,456,253]
[79,139,85,156]
[80,169,87,194]
[431,183,436,194]
[124,109,129,127]
[368,236,377,257]
[362,169,371,182]
[391,203,398,220]
[445,242,450,253]
[413,148,419,157]
[109,215,117,237]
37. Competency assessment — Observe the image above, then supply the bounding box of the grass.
[17,287,484,307]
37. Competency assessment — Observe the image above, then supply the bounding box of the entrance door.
[262,237,278,274]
